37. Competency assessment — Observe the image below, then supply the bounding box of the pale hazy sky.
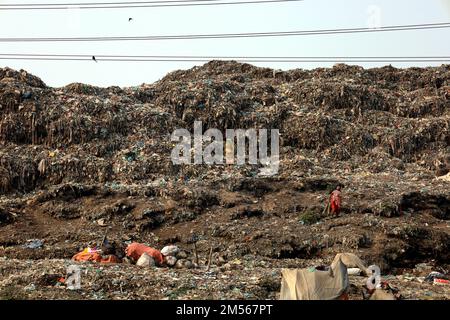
[1,0,450,87]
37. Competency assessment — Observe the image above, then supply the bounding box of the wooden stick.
[206,246,213,271]
[322,202,330,216]
[193,242,199,265]
[101,230,108,248]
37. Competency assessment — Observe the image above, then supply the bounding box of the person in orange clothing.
[329,185,342,217]
[125,242,164,266]
[72,249,120,264]
[72,241,122,264]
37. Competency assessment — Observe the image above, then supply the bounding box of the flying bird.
[92,56,97,63]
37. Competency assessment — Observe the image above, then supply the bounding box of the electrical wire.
[0,0,304,10]
[0,55,449,63]
[0,22,449,42]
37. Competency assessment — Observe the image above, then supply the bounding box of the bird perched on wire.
[128,18,133,22]
[92,56,97,63]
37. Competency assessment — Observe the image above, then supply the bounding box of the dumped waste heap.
[0,61,449,300]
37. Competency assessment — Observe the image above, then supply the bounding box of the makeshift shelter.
[332,253,368,276]
[280,258,349,300]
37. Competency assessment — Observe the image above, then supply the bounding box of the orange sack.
[126,242,164,265]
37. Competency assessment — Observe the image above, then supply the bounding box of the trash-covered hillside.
[0,61,449,300]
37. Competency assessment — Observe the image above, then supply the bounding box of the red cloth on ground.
[125,242,164,265]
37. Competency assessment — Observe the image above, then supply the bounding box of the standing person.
[329,185,342,217]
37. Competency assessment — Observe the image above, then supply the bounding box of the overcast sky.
[1,0,450,87]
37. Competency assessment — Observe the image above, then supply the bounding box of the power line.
[0,56,449,63]
[0,22,448,42]
[0,0,303,10]
[1,54,449,59]
[0,0,286,5]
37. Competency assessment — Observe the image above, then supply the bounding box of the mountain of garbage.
[0,61,449,300]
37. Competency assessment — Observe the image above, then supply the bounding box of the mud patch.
[0,207,15,226]
[400,192,450,220]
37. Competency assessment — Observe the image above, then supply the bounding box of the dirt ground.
[0,174,449,300]
[0,62,449,299]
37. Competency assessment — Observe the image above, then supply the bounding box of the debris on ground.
[22,239,43,250]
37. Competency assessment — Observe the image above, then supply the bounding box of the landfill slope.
[0,61,449,300]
